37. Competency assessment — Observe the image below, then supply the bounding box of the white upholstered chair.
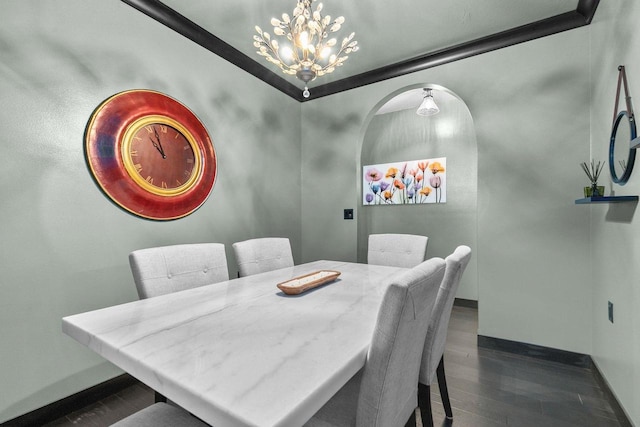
[367,234,428,268]
[304,257,446,427]
[418,245,472,427]
[111,402,208,427]
[129,243,229,299]
[232,237,294,277]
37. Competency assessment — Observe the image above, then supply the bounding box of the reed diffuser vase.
[581,160,604,197]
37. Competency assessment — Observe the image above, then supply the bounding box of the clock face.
[122,116,199,196]
[85,90,217,220]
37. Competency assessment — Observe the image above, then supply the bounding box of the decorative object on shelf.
[253,0,358,98]
[583,186,605,198]
[363,157,446,205]
[85,90,217,220]
[416,88,440,116]
[580,159,604,197]
[609,65,637,184]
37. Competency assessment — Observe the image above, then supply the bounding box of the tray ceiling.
[122,0,599,101]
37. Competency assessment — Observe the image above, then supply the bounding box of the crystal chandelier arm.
[317,33,358,75]
[254,27,297,74]
[281,20,303,65]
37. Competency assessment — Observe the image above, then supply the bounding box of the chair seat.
[111,402,208,427]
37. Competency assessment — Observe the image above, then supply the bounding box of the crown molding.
[120,0,302,100]
[121,0,600,103]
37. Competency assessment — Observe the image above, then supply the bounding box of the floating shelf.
[575,196,639,204]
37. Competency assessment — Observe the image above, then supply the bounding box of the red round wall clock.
[85,89,217,220]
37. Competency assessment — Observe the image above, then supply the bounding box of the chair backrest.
[419,245,472,385]
[129,243,229,299]
[367,233,428,268]
[356,257,445,427]
[232,237,294,277]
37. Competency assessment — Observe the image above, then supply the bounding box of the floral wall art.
[363,157,446,205]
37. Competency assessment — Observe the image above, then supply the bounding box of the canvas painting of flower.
[363,157,446,205]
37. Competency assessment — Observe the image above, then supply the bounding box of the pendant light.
[417,89,439,116]
[253,0,359,98]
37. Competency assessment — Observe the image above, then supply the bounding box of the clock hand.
[150,127,166,159]
[153,127,166,157]
[149,137,166,159]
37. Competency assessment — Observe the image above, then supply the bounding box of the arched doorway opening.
[357,84,479,300]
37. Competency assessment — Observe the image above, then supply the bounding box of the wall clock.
[85,89,217,220]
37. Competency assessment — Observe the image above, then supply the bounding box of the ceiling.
[122,0,599,101]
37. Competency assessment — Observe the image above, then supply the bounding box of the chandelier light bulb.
[281,46,293,61]
[320,46,331,59]
[299,31,309,48]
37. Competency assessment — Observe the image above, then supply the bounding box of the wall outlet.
[608,301,614,323]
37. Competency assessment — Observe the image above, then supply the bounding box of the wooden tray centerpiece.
[277,270,341,295]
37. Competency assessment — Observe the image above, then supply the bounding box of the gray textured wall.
[0,1,301,422]
[301,17,640,422]
[589,0,640,423]
[2,0,638,425]
[300,25,592,364]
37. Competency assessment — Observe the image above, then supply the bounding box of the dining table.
[62,260,407,427]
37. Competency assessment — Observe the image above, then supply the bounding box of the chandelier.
[253,0,359,98]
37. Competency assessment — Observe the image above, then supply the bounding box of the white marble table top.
[62,260,406,427]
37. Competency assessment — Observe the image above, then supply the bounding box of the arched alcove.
[357,84,479,300]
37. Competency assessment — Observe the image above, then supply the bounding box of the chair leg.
[436,355,453,420]
[418,382,433,427]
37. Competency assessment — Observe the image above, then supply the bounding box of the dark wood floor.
[42,382,154,427]
[43,306,623,426]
